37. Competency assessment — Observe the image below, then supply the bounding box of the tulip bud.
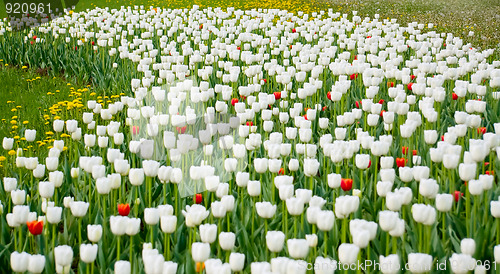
[379,254,400,274]
[435,194,453,212]
[87,224,102,242]
[28,254,46,274]
[114,261,131,274]
[54,245,73,267]
[266,231,285,252]
[316,210,335,231]
[460,238,476,256]
[11,251,30,272]
[338,243,360,264]
[160,215,177,234]
[229,252,245,272]
[407,253,433,273]
[144,208,160,225]
[110,216,127,236]
[219,232,236,251]
[80,244,98,263]
[191,242,210,262]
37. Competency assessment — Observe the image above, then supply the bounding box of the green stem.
[497,219,500,245]
[466,188,470,237]
[324,230,328,256]
[117,236,120,261]
[78,218,82,247]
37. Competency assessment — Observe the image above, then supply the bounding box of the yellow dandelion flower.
[13,136,20,139]
[20,137,26,141]
[0,156,6,162]
[23,121,28,125]
[12,125,18,129]
[8,150,16,156]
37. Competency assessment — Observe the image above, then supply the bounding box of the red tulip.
[355,101,361,109]
[486,170,494,176]
[477,127,487,135]
[176,126,187,134]
[118,203,130,216]
[401,146,408,155]
[341,178,353,191]
[322,106,327,111]
[274,92,281,100]
[396,158,406,168]
[199,24,203,29]
[32,35,37,40]
[246,121,253,126]
[387,82,394,88]
[378,99,385,105]
[237,46,241,50]
[231,98,239,106]
[412,150,417,156]
[454,191,463,202]
[278,168,285,175]
[410,75,416,81]
[350,73,358,80]
[262,79,267,83]
[91,41,95,45]
[452,93,458,100]
[380,110,386,117]
[407,83,413,91]
[367,160,372,168]
[292,28,296,33]
[193,194,203,204]
[27,220,43,236]
[132,125,140,135]
[327,91,331,100]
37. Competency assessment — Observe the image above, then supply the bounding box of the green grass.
[0,62,87,143]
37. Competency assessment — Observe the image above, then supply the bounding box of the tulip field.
[1,2,500,274]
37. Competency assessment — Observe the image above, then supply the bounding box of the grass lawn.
[0,62,95,150]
